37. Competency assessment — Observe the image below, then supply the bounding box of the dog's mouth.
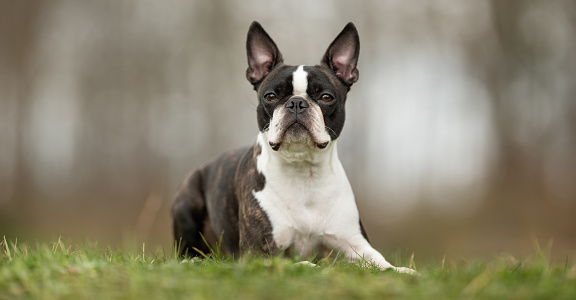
[268,122,329,151]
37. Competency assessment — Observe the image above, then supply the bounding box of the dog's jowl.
[172,21,415,274]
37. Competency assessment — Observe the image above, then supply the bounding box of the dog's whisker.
[262,123,270,132]
[325,126,338,137]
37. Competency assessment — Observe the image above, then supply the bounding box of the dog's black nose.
[285,97,309,114]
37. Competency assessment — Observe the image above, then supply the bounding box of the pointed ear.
[246,21,283,86]
[321,22,360,86]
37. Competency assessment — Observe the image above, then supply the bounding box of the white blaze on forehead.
[292,65,308,96]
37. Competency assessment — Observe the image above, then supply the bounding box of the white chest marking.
[292,65,308,96]
[252,133,360,256]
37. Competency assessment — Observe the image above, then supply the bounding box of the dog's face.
[246,22,360,152]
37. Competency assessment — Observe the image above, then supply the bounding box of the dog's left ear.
[322,22,360,86]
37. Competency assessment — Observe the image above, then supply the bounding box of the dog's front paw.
[293,261,317,268]
[394,266,418,275]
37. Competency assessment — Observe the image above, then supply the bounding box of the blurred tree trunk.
[475,1,548,211]
[0,1,46,210]
[485,1,534,208]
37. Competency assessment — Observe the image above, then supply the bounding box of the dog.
[172,21,415,274]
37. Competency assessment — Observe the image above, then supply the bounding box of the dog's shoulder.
[197,146,254,187]
[233,142,266,199]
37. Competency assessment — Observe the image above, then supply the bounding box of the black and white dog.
[172,21,414,274]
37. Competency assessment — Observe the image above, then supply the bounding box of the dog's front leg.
[238,202,277,256]
[327,234,416,274]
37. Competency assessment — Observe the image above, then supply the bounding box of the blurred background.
[1,0,575,260]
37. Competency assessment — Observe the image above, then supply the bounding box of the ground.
[1,237,575,300]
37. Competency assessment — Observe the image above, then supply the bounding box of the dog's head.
[246,22,360,152]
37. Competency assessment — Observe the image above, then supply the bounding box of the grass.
[1,237,575,300]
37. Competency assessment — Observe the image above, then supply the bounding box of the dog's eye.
[264,93,277,102]
[320,94,334,102]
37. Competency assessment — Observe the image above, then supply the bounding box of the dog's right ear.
[246,21,283,87]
